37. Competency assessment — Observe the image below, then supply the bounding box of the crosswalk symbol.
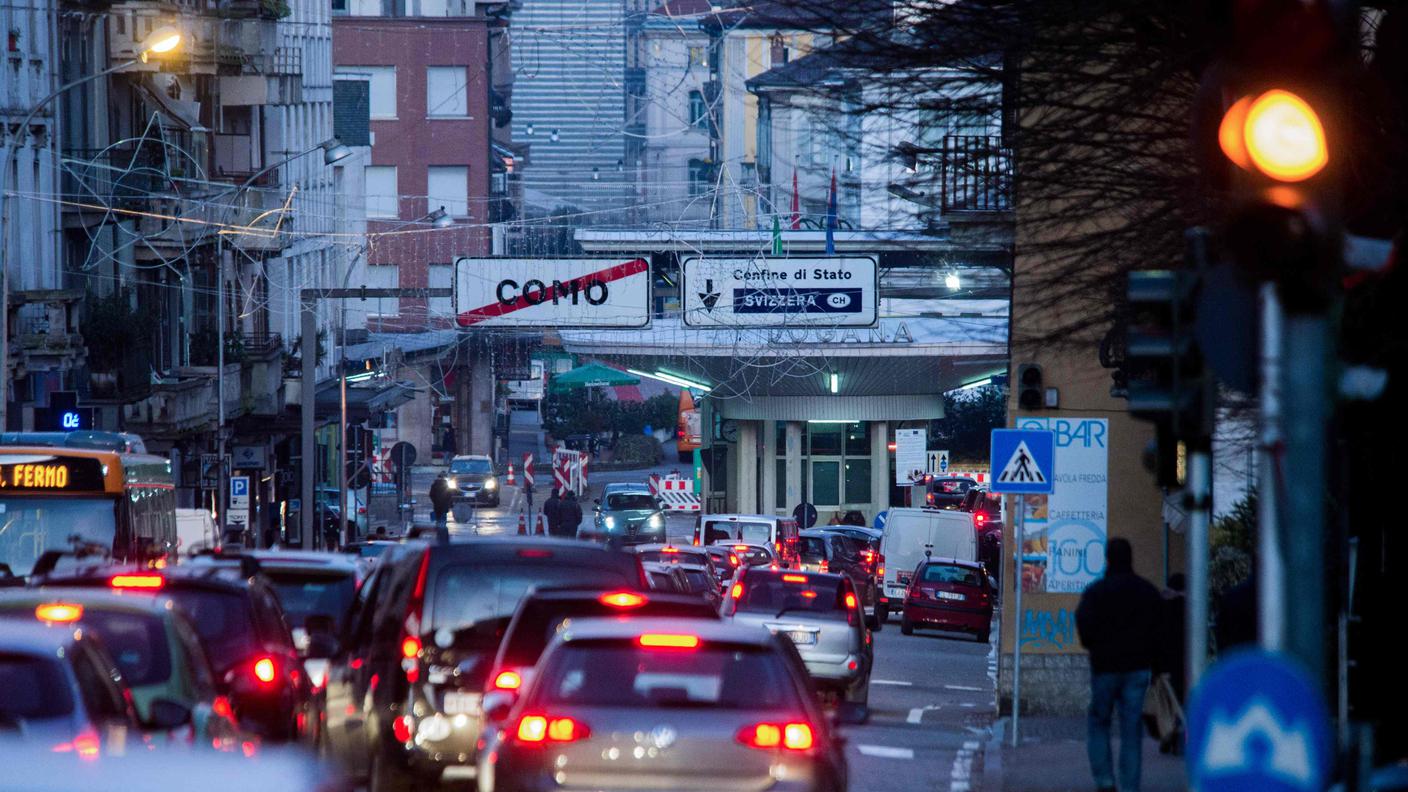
[998,441,1046,484]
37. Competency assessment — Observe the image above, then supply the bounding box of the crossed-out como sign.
[454,257,651,328]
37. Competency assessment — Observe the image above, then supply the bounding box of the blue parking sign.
[231,477,249,498]
[989,429,1055,494]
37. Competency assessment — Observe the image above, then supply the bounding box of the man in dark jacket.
[1075,537,1163,792]
[429,473,454,529]
[559,490,584,538]
[542,488,562,536]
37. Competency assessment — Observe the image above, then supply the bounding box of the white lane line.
[944,684,985,692]
[871,679,913,686]
[906,704,941,724]
[948,740,982,791]
[857,744,915,759]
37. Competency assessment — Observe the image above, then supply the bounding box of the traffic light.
[1124,270,1205,487]
[1016,364,1044,411]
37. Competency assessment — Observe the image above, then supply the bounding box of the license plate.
[786,630,817,646]
[937,591,965,601]
[443,691,481,715]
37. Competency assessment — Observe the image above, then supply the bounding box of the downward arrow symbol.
[699,278,720,310]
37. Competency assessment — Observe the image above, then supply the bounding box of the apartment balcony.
[107,4,284,77]
[6,291,87,379]
[120,334,285,437]
[938,135,1013,215]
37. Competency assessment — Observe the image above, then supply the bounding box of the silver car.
[722,569,873,723]
[477,618,847,792]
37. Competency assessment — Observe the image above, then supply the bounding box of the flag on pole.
[771,214,782,255]
[824,168,837,255]
[791,169,801,229]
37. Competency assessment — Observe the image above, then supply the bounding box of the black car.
[925,476,978,509]
[34,560,316,744]
[799,529,881,629]
[481,587,720,717]
[448,455,500,508]
[321,537,647,790]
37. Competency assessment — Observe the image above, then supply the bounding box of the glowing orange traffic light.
[1219,89,1328,183]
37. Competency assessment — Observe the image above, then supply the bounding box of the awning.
[315,380,418,422]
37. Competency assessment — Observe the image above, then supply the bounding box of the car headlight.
[603,516,617,530]
[647,513,665,530]
[484,477,498,490]
[446,478,457,489]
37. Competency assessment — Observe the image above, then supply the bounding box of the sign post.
[990,428,1056,747]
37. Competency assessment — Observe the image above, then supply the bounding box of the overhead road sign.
[454,257,651,328]
[681,256,877,328]
[989,429,1055,494]
[1187,650,1331,792]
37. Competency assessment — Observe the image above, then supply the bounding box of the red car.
[900,558,994,642]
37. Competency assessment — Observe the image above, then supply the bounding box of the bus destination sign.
[0,456,107,492]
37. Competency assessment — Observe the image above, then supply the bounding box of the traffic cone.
[535,513,546,535]
[507,464,516,486]
[517,513,527,535]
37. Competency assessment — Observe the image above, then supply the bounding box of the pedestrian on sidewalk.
[543,488,562,536]
[1075,537,1163,792]
[559,490,584,538]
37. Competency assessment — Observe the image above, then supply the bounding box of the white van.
[175,508,218,555]
[877,507,978,620]
[692,513,802,568]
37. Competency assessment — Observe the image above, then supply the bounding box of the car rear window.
[647,570,676,590]
[921,564,982,586]
[76,609,173,686]
[266,571,358,633]
[0,653,74,719]
[636,549,708,566]
[680,569,713,593]
[499,597,718,668]
[734,576,849,621]
[704,521,771,545]
[166,590,256,669]
[430,562,636,635]
[606,494,655,510]
[533,642,800,710]
[798,537,827,562]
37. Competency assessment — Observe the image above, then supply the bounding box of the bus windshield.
[0,497,117,576]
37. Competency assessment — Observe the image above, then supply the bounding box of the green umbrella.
[549,362,640,392]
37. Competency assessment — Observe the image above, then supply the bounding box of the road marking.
[871,679,913,686]
[857,745,914,759]
[948,739,982,791]
[945,684,985,692]
[907,704,941,724]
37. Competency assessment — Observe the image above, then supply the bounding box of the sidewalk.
[988,716,1187,792]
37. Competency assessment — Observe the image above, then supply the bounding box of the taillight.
[400,550,430,683]
[515,715,589,744]
[782,574,807,583]
[110,574,163,589]
[878,564,886,579]
[401,636,422,659]
[493,670,523,690]
[737,722,814,751]
[730,581,743,599]
[637,633,700,649]
[818,560,829,573]
[52,729,100,760]
[845,593,857,610]
[35,603,83,623]
[392,715,413,743]
[212,695,234,720]
[728,553,739,566]
[253,657,277,684]
[600,591,648,608]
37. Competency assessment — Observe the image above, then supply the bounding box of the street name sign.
[454,257,651,328]
[681,256,877,327]
[989,429,1055,494]
[1187,650,1331,792]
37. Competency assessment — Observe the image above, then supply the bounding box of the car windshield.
[734,576,849,621]
[606,493,655,510]
[0,654,74,719]
[266,571,358,633]
[499,597,717,668]
[636,549,707,566]
[450,459,492,475]
[0,498,117,577]
[533,642,800,710]
[166,590,256,670]
[797,537,827,562]
[921,564,982,586]
[75,609,173,686]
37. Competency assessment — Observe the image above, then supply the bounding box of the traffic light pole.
[1258,284,1285,651]
[1187,447,1211,688]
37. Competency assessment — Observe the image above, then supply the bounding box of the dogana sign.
[455,257,651,328]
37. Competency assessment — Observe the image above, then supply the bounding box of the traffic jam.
[0,433,1002,791]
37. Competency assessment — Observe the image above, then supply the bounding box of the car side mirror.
[483,691,515,723]
[145,697,192,730]
[593,498,601,505]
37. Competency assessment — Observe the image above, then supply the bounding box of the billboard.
[454,257,651,328]
[681,256,878,328]
[1014,417,1109,593]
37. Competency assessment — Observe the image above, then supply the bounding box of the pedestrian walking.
[1075,537,1164,792]
[429,473,454,530]
[559,490,584,538]
[543,487,562,536]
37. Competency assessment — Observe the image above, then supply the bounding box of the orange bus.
[0,444,176,578]
[676,389,702,464]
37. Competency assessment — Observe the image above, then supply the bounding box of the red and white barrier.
[655,476,700,512]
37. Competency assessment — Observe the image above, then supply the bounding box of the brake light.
[845,593,858,610]
[392,715,413,743]
[737,722,814,751]
[35,603,83,623]
[253,657,277,684]
[733,545,750,551]
[818,560,829,573]
[730,581,743,599]
[212,695,234,720]
[660,546,679,553]
[975,513,987,527]
[637,633,700,649]
[878,564,886,579]
[782,574,808,583]
[110,574,163,589]
[52,729,100,760]
[728,553,739,566]
[600,591,648,608]
[399,550,430,684]
[515,715,589,743]
[517,549,554,559]
[493,670,523,690]
[401,636,421,659]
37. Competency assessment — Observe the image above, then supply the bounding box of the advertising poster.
[1019,493,1049,593]
[1015,417,1110,593]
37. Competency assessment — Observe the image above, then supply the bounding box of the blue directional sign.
[989,428,1055,494]
[1187,650,1331,792]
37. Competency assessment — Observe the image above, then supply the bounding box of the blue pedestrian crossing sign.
[1187,650,1331,792]
[989,429,1055,494]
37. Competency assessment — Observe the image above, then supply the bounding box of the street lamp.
[1,28,183,430]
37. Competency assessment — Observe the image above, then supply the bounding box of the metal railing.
[939,135,1013,213]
